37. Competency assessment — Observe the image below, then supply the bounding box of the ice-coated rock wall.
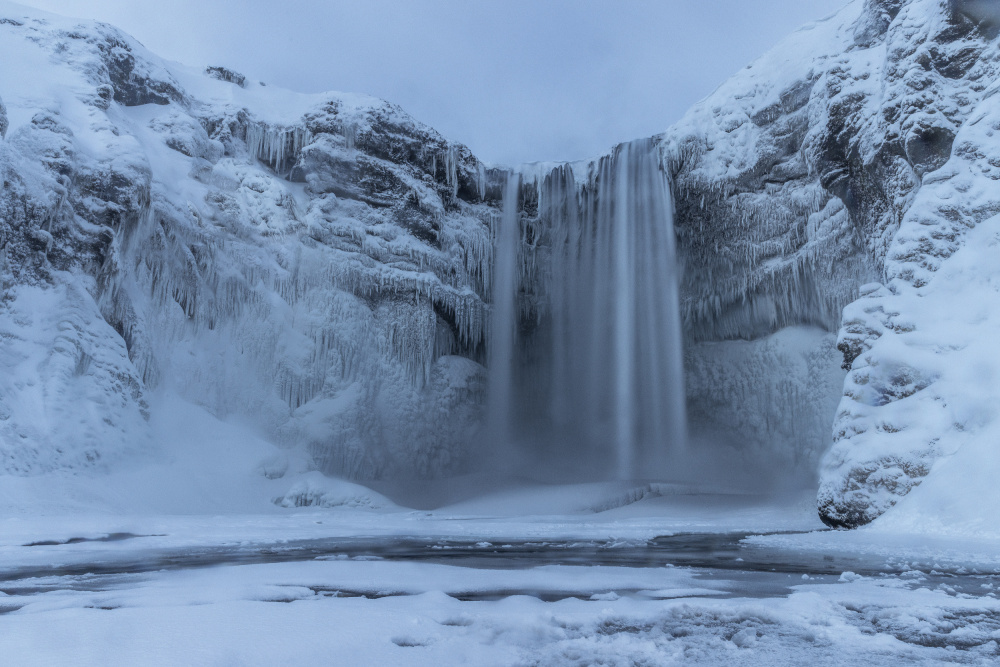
[0,93,7,139]
[817,0,1000,527]
[662,1,879,487]
[662,0,1000,524]
[0,6,499,480]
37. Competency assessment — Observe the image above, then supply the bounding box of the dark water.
[2,532,997,603]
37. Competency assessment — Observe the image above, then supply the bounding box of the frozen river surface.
[3,487,1000,665]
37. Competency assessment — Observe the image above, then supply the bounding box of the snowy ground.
[4,482,1000,666]
[0,397,998,666]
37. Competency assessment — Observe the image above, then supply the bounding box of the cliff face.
[818,0,1000,527]
[664,1,879,487]
[663,0,1000,524]
[2,1,998,522]
[0,5,497,480]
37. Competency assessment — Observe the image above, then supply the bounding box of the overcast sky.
[23,0,846,165]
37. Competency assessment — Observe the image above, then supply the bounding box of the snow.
[0,282,150,475]
[667,0,864,184]
[0,0,495,480]
[817,6,1000,525]
[846,212,1000,538]
[1,494,999,666]
[3,0,1000,661]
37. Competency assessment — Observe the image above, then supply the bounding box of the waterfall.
[487,174,522,449]
[489,138,686,480]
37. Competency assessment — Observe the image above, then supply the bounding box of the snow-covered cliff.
[0,3,497,482]
[662,0,1000,525]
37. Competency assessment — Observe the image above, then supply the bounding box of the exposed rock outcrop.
[205,66,247,88]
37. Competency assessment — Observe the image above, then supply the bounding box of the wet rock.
[950,0,1000,39]
[818,456,931,528]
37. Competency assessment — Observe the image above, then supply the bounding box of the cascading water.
[489,137,686,480]
[487,174,522,452]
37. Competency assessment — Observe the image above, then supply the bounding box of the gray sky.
[23,0,845,165]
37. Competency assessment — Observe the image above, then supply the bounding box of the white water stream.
[490,138,686,479]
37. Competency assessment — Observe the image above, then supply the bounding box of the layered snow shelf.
[1,0,998,530]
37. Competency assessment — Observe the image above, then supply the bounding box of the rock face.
[0,8,496,479]
[816,0,1000,528]
[663,3,877,483]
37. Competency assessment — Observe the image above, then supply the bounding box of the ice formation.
[245,123,313,175]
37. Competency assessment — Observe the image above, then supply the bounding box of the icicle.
[246,121,313,175]
[343,121,358,150]
[445,145,459,199]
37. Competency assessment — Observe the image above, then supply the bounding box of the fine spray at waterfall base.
[488,138,686,481]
